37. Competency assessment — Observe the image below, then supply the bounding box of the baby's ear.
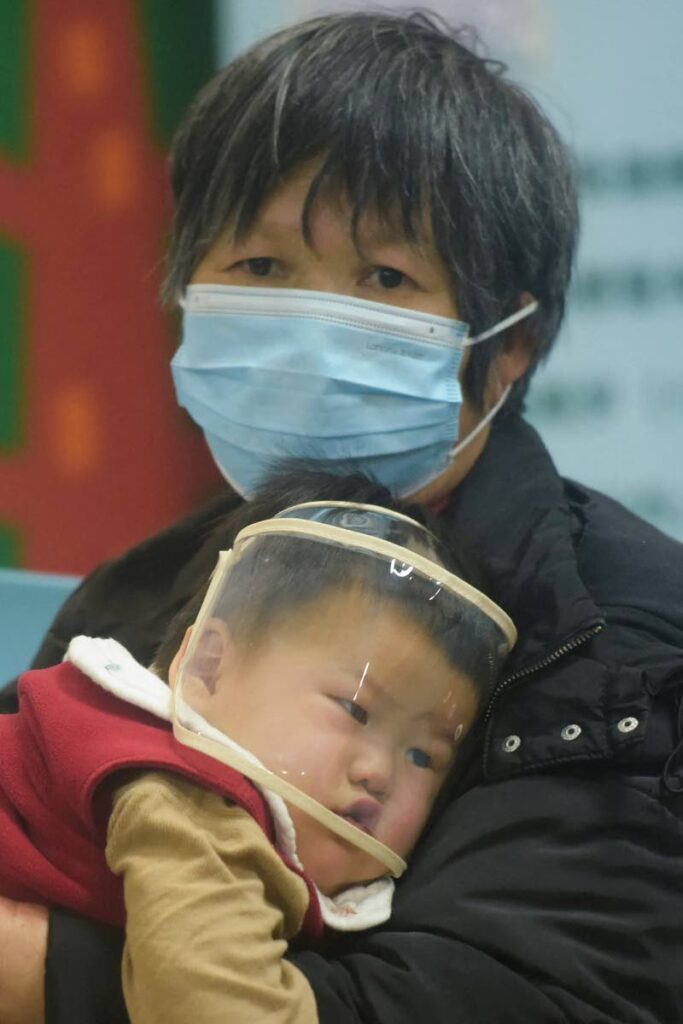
[169,620,232,695]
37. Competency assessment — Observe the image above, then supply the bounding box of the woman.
[2,12,682,1024]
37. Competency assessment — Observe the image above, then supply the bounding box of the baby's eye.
[367,266,408,290]
[406,747,433,770]
[336,698,369,725]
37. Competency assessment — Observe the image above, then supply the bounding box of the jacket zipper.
[482,622,605,726]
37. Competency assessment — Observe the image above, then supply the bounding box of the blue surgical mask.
[172,285,537,498]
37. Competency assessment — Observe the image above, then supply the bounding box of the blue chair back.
[0,568,81,685]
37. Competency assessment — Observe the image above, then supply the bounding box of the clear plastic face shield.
[172,503,516,887]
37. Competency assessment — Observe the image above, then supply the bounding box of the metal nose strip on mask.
[183,285,469,348]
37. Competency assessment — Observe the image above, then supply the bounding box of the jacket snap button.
[502,734,521,753]
[561,723,582,741]
[617,716,639,734]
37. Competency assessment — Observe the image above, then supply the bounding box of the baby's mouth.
[338,799,381,837]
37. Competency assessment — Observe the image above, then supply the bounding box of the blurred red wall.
[0,0,222,574]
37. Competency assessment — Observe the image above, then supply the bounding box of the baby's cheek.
[384,789,434,857]
[296,746,345,805]
[267,728,332,789]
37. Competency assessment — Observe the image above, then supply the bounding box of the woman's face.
[189,165,494,502]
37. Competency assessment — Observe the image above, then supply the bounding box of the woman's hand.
[0,896,47,1024]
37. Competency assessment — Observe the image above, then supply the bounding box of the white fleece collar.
[66,636,394,931]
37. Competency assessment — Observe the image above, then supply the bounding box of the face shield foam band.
[172,504,516,881]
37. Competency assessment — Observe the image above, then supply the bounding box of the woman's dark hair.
[164,11,579,412]
[153,465,497,693]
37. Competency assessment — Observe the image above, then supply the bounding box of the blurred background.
[1,0,682,576]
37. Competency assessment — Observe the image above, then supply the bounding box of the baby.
[0,473,515,1024]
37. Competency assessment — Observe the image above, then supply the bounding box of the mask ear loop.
[468,300,538,344]
[449,299,538,460]
[449,382,510,460]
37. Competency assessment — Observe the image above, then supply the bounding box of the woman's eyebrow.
[358,224,428,254]
[232,222,291,244]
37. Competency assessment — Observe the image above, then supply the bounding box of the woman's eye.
[406,747,433,770]
[369,266,407,290]
[336,698,369,725]
[242,257,275,277]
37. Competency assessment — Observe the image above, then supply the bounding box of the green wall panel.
[0,240,28,451]
[0,523,23,568]
[136,0,216,148]
[0,2,32,160]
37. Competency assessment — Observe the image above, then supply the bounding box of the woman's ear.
[496,291,537,390]
[168,620,233,695]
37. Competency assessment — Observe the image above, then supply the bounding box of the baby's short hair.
[154,465,494,692]
[165,11,578,412]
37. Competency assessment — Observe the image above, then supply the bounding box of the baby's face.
[198,588,478,894]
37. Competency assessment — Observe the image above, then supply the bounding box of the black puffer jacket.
[6,415,683,1024]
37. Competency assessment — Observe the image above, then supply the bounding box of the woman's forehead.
[232,159,433,251]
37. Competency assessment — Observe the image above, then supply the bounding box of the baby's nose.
[349,740,396,801]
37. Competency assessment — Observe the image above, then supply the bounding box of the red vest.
[0,663,322,938]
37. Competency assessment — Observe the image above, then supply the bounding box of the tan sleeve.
[106,772,319,1024]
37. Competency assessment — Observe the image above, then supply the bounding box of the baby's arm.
[106,772,318,1024]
